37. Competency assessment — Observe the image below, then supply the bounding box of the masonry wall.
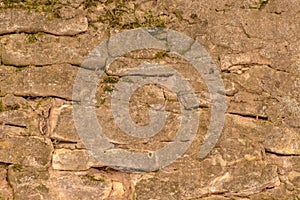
[0,0,299,199]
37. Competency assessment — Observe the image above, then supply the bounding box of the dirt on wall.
[0,0,299,199]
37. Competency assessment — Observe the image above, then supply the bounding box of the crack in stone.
[226,79,264,95]
[5,165,15,200]
[227,112,268,120]
[0,123,27,129]
[15,94,73,102]
[263,64,291,74]
[0,31,84,37]
[190,191,231,199]
[240,22,252,39]
[0,62,82,68]
[122,73,175,78]
[265,149,300,157]
[259,0,269,10]
[221,63,272,72]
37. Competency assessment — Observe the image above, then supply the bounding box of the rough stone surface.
[0,164,13,200]
[8,165,114,200]
[0,64,77,100]
[52,149,104,171]
[49,105,79,142]
[0,109,38,129]
[0,0,299,199]
[0,9,88,36]
[0,34,100,66]
[2,94,28,110]
[0,136,53,167]
[133,114,285,199]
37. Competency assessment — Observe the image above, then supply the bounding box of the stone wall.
[0,0,299,199]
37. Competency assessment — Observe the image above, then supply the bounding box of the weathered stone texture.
[134,113,300,199]
[0,64,77,100]
[0,164,13,200]
[1,34,86,66]
[0,0,299,199]
[0,9,88,36]
[49,105,79,142]
[52,149,104,171]
[0,109,37,129]
[0,137,53,167]
[7,165,129,200]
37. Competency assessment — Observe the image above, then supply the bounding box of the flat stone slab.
[134,114,297,199]
[0,0,299,198]
[135,161,280,199]
[1,34,90,66]
[49,105,79,142]
[8,166,113,200]
[0,109,37,128]
[0,136,53,167]
[264,127,300,155]
[52,149,104,171]
[0,9,88,36]
[0,64,77,100]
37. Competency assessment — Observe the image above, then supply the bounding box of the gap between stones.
[265,149,300,157]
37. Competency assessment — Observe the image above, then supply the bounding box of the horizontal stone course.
[8,166,112,200]
[0,0,299,199]
[0,64,77,100]
[0,9,88,36]
[1,34,90,66]
[0,136,53,167]
[52,149,104,171]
